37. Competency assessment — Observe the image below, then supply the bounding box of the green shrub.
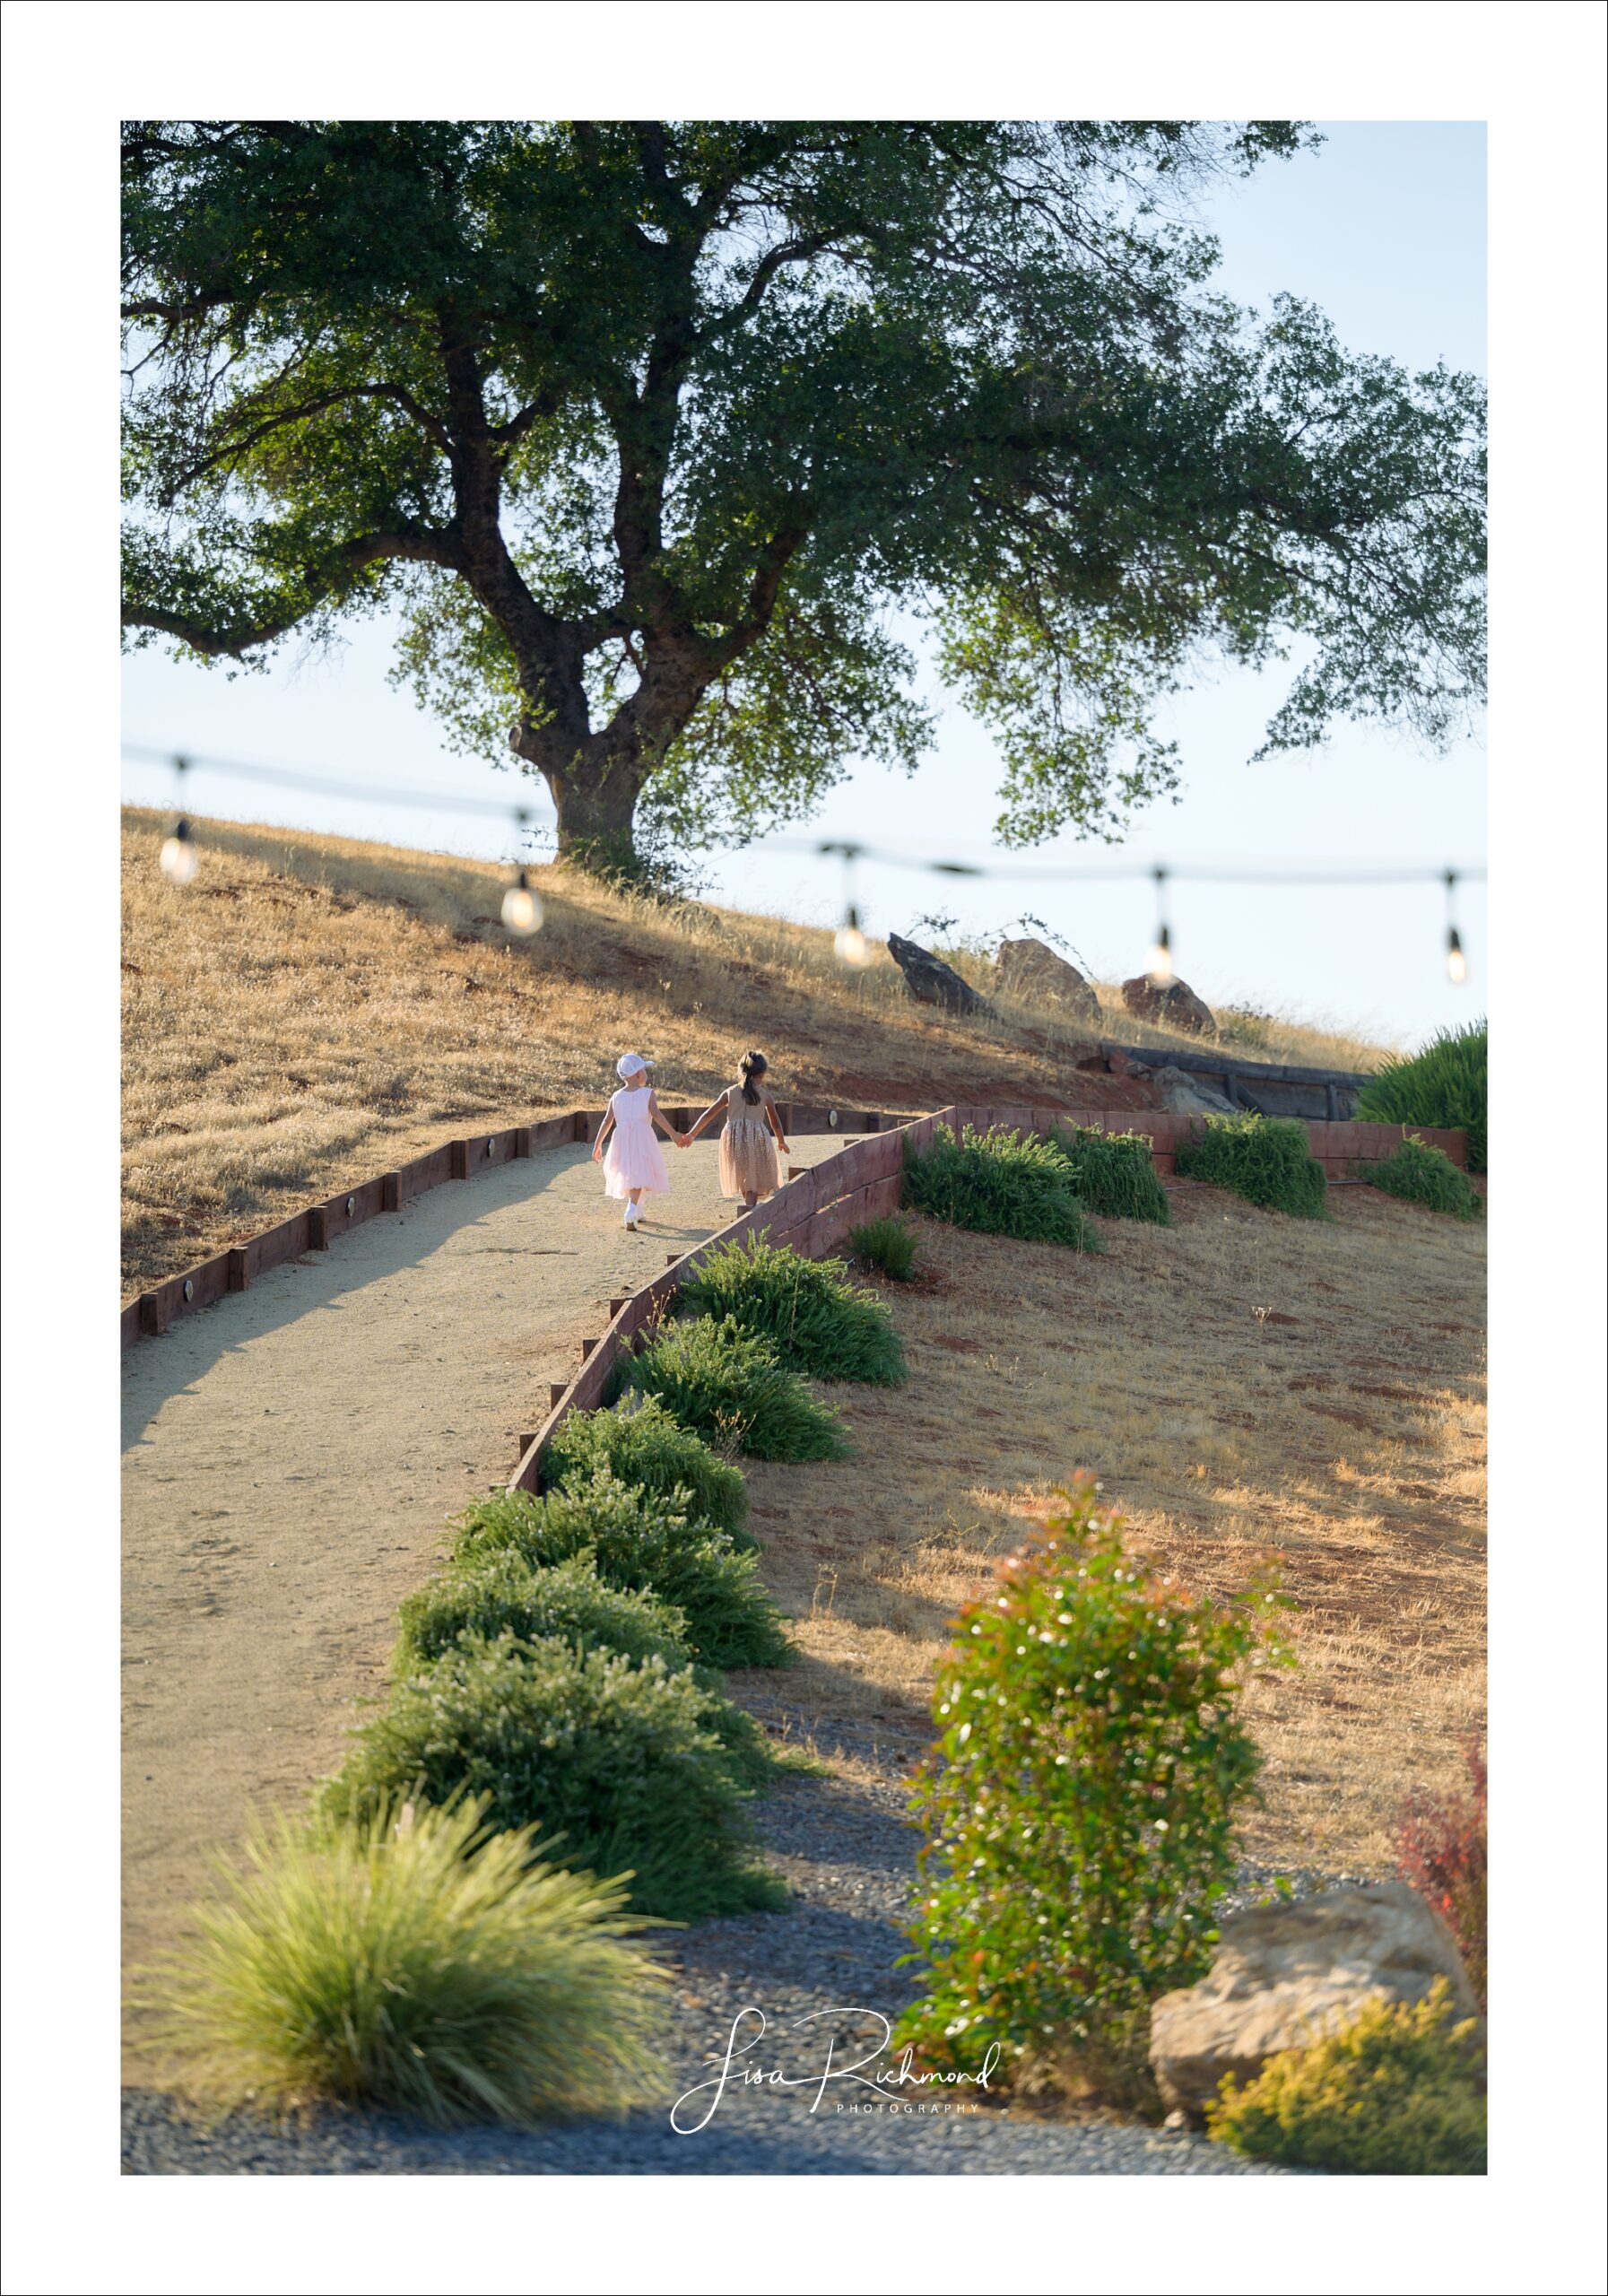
[1208,1979,1487,2174]
[148,1794,667,2126]
[1052,1125,1171,1223]
[679,1238,907,1384]
[395,1550,692,1677]
[1357,1020,1486,1174]
[543,1396,751,1545]
[452,1469,793,1670]
[327,1635,787,1923]
[1367,1135,1482,1221]
[619,1315,850,1462]
[1174,1112,1328,1217]
[902,1123,1101,1249]
[894,1476,1293,2091]
[847,1214,919,1282]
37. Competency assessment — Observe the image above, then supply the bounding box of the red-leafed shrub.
[1397,1735,1487,2011]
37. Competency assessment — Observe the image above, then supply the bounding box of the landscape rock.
[886,932,996,1018]
[993,937,1100,1026]
[1149,1882,1482,2118]
[1121,974,1216,1036]
[1150,1065,1239,1116]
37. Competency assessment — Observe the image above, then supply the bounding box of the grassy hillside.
[121,807,1390,1295]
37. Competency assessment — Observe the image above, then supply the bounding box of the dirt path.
[120,1134,779,2069]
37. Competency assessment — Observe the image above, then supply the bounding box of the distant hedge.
[1174,1113,1328,1218]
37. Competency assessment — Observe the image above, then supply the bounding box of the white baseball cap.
[615,1052,655,1080]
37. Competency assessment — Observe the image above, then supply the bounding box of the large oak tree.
[122,120,1485,868]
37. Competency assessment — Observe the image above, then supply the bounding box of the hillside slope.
[122,808,1388,1294]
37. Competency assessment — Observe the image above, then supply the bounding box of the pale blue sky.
[122,121,1487,1049]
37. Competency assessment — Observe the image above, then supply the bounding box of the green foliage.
[1367,1135,1482,1220]
[1052,1125,1171,1223]
[1357,1022,1487,1173]
[1174,1112,1328,1217]
[902,1123,1101,1249]
[894,1477,1293,2086]
[543,1396,751,1544]
[848,1214,919,1282]
[678,1237,907,1384]
[147,1794,667,2126]
[452,1469,792,1670]
[1208,1979,1487,2174]
[327,1636,786,1924]
[620,1315,851,1461]
[393,1550,691,1677]
[123,123,1483,866]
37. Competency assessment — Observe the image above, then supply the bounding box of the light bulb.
[501,871,543,935]
[1446,927,1467,985]
[833,906,870,967]
[160,819,198,886]
[1145,926,1174,986]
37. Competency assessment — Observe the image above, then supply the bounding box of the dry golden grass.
[122,806,1391,1298]
[730,1181,1485,1875]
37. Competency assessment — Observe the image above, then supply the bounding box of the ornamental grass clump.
[1174,1111,1328,1217]
[902,1123,1100,1249]
[326,1635,786,1923]
[847,1214,919,1282]
[543,1396,751,1544]
[1357,1019,1486,1173]
[1208,1979,1487,2174]
[894,1476,1293,2094]
[452,1469,792,1670]
[1367,1135,1482,1221]
[679,1237,907,1384]
[619,1314,850,1461]
[147,1794,668,2126]
[1052,1124,1170,1223]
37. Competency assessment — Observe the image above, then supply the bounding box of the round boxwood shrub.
[1174,1111,1328,1217]
[1052,1124,1170,1224]
[452,1468,793,1670]
[394,1550,693,1677]
[326,1633,787,1924]
[678,1238,907,1385]
[619,1315,850,1462]
[894,1476,1293,2093]
[1367,1135,1482,1220]
[543,1396,752,1545]
[902,1123,1100,1248]
[1209,1979,1487,2174]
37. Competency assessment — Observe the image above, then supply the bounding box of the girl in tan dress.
[680,1051,789,1205]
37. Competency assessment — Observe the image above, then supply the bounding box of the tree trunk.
[510,717,646,871]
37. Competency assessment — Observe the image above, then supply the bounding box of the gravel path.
[123,1766,1294,2175]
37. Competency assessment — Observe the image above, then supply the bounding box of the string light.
[821,839,874,967]
[158,754,198,884]
[501,868,543,935]
[1445,871,1468,985]
[1144,866,1175,985]
[160,817,199,886]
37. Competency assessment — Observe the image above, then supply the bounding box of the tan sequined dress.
[717,1083,780,1199]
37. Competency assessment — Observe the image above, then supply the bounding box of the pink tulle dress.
[602,1084,670,1197]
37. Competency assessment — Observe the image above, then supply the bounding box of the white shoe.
[624,1203,640,1229]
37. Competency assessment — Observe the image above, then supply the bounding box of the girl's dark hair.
[739,1050,768,1105]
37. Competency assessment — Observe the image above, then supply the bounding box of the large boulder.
[1150,1064,1239,1116]
[886,932,996,1018]
[1122,974,1216,1036]
[993,937,1100,1027]
[1150,1882,1482,2118]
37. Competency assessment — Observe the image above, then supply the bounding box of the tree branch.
[121,524,462,658]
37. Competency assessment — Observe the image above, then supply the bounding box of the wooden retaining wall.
[123,1099,1466,1354]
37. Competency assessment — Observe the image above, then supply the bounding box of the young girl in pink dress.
[592,1053,678,1230]
[681,1050,790,1206]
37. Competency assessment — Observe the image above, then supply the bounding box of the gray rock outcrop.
[993,937,1101,1027]
[886,932,996,1017]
